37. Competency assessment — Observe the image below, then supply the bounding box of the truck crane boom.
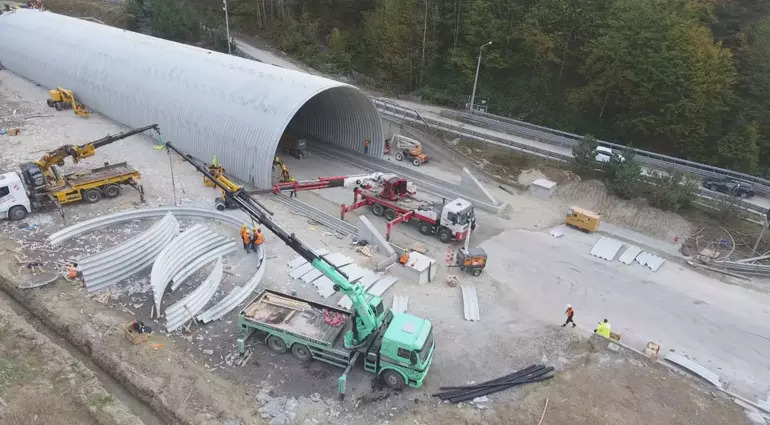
[165,142,383,348]
[35,124,160,181]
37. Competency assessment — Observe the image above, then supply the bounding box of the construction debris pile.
[685,223,770,279]
[433,364,554,403]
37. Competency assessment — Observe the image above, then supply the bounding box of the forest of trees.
[125,0,770,176]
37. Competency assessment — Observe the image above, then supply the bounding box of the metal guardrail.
[443,109,770,197]
[371,98,768,216]
[372,98,571,164]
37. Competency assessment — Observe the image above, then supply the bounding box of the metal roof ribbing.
[0,10,383,188]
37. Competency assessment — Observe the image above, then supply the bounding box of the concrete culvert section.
[0,10,383,188]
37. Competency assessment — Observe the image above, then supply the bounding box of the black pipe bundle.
[432,364,555,403]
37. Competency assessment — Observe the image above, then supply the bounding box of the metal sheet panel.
[367,275,398,297]
[290,262,315,280]
[391,295,408,314]
[618,246,642,265]
[664,351,722,389]
[197,247,267,323]
[590,237,624,261]
[461,285,480,321]
[636,251,666,272]
[0,10,383,188]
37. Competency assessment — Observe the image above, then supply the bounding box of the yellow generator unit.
[565,206,600,232]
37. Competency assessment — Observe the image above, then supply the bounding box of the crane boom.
[35,124,161,179]
[165,142,382,347]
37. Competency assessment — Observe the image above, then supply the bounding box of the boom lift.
[46,87,90,117]
[0,124,159,220]
[392,134,429,167]
[165,142,435,397]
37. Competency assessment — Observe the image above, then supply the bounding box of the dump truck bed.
[239,289,351,349]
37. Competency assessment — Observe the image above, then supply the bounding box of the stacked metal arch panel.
[169,242,238,292]
[151,224,233,313]
[197,248,266,323]
[79,213,179,292]
[0,10,383,188]
[48,206,245,245]
[165,257,224,332]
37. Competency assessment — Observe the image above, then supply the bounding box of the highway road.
[233,39,770,213]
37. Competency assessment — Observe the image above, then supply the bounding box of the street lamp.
[223,0,232,54]
[469,41,492,112]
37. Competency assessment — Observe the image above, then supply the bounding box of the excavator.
[46,87,90,117]
[1,124,159,220]
[392,134,429,167]
[165,142,435,397]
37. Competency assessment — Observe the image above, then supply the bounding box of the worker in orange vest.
[252,227,265,262]
[66,262,82,280]
[240,224,252,253]
[562,304,576,328]
[398,249,410,265]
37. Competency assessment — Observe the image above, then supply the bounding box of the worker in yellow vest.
[594,319,611,338]
[240,224,251,253]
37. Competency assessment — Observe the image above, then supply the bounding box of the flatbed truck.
[237,289,434,394]
[1,124,159,220]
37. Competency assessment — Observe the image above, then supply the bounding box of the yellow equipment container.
[565,206,600,232]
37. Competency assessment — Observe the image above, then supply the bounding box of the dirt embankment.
[0,295,142,425]
[0,255,265,425]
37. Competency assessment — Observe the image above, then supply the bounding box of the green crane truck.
[166,142,435,397]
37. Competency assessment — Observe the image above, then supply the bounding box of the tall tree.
[571,0,735,158]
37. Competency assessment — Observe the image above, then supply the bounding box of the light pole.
[469,41,492,112]
[223,0,231,54]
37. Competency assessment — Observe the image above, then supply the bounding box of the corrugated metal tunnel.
[0,10,383,187]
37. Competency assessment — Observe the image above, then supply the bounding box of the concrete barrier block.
[530,178,557,198]
[460,167,499,206]
[389,251,437,284]
[358,216,395,256]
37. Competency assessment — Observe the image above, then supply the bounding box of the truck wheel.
[291,344,312,362]
[371,203,385,216]
[412,158,421,167]
[418,222,432,235]
[54,102,62,111]
[395,152,404,161]
[384,208,396,221]
[267,336,288,353]
[102,184,121,198]
[46,99,54,107]
[8,205,27,221]
[83,189,101,203]
[472,269,482,277]
[382,370,405,390]
[214,198,226,211]
[437,228,451,243]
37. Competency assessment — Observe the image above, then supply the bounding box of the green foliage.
[127,0,770,178]
[717,120,760,173]
[125,0,227,51]
[604,148,642,199]
[572,134,600,172]
[645,171,699,212]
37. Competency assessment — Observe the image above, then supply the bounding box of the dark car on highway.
[702,177,755,198]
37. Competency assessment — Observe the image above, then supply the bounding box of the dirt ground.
[0,49,765,425]
[0,294,143,425]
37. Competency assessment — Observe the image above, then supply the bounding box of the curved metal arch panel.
[0,10,383,187]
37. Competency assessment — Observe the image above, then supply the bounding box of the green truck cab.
[237,289,434,396]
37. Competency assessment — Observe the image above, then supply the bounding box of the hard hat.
[242,224,247,228]
[404,249,409,252]
[566,304,572,309]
